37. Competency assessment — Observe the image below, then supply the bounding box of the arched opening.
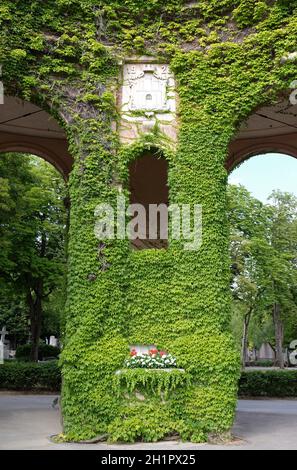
[229,152,297,202]
[227,97,297,172]
[129,150,169,249]
[0,96,73,178]
[0,151,68,363]
[228,93,297,370]
[228,151,297,370]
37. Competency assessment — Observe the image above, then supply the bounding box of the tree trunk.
[273,302,284,369]
[241,310,252,368]
[27,231,47,362]
[27,282,43,363]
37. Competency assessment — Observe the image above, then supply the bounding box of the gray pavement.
[0,393,296,450]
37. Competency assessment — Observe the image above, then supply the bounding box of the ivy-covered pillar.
[58,48,244,442]
[57,70,241,442]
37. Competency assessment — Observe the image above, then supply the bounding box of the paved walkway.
[0,393,296,450]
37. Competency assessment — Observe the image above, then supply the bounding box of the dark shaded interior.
[129,151,169,249]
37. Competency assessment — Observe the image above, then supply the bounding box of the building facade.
[1,1,297,442]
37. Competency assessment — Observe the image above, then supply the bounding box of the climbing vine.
[1,0,297,443]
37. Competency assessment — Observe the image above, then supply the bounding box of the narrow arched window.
[129,151,169,249]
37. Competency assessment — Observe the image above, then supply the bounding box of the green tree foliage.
[228,185,297,367]
[0,153,67,360]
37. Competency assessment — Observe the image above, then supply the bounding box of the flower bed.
[124,348,177,369]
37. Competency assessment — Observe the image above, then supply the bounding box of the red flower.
[149,349,158,356]
[130,349,137,357]
[159,350,166,356]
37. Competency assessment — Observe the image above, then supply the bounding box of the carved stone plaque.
[119,60,177,144]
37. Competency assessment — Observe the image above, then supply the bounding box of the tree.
[228,185,270,366]
[0,288,29,348]
[0,153,67,361]
[228,185,297,368]
[267,191,297,367]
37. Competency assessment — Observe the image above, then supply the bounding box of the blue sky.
[228,153,297,203]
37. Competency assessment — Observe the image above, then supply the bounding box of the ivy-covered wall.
[1,0,297,442]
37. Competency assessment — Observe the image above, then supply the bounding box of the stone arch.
[0,95,73,178]
[227,140,297,173]
[227,95,297,172]
[0,141,70,178]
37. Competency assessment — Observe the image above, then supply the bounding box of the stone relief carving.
[119,61,177,144]
[125,64,171,113]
